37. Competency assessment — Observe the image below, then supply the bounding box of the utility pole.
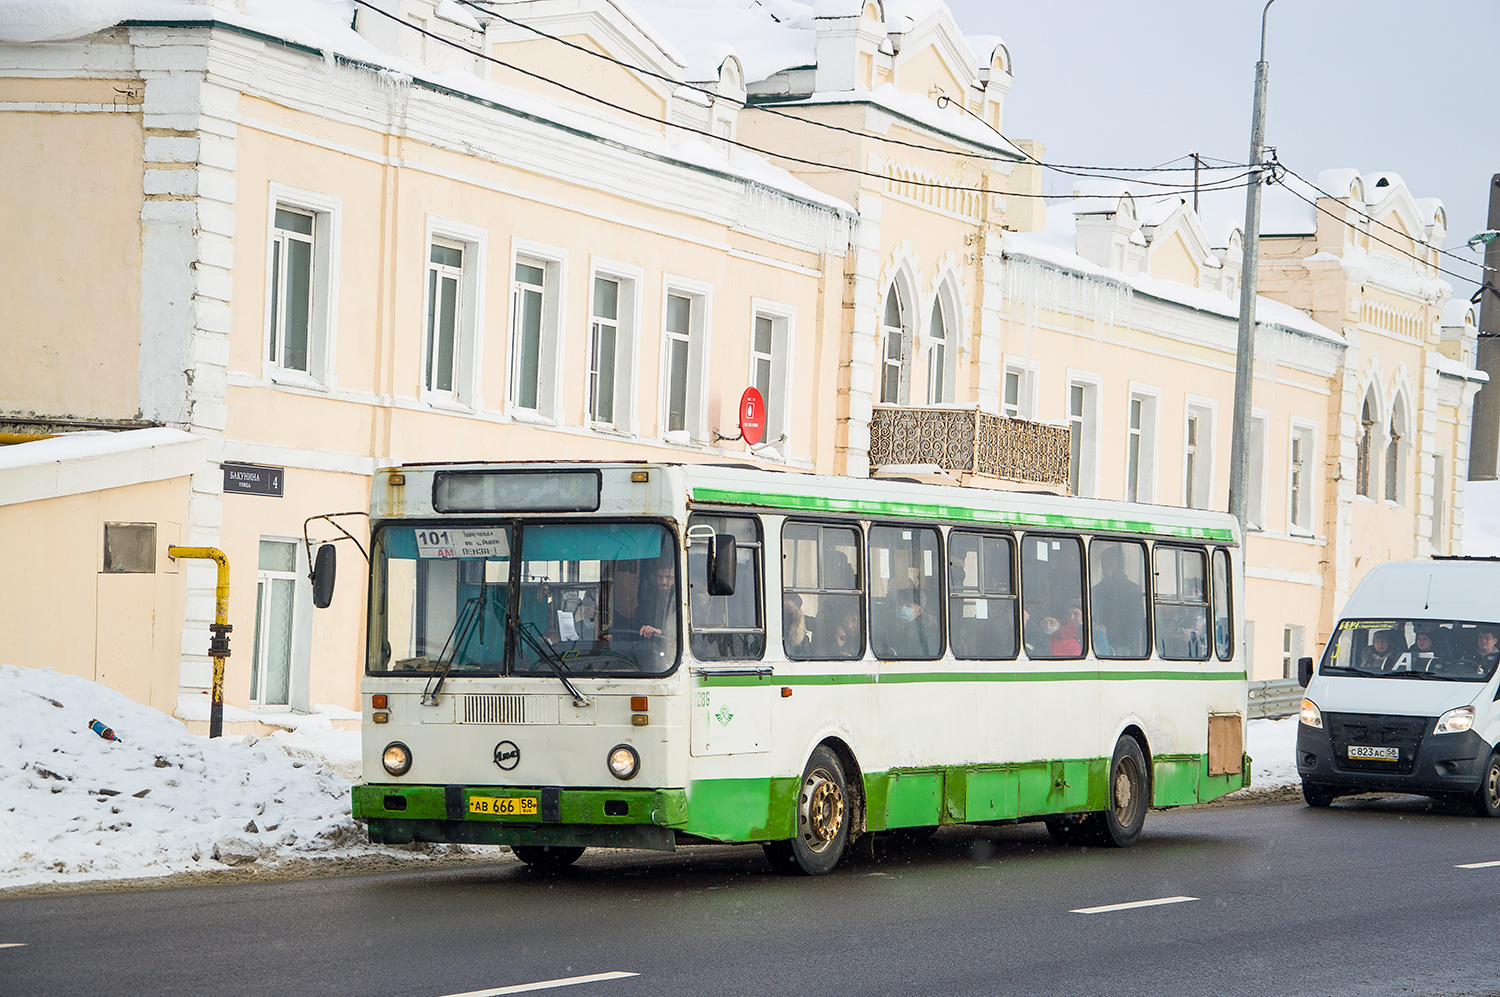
[1227,0,1277,533]
[1191,151,1203,214]
[1466,175,1500,481]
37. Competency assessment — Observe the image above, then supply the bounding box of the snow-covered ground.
[0,664,1301,892]
[1463,479,1500,557]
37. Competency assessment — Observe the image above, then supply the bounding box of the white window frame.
[1288,419,1317,536]
[1183,396,1217,510]
[1282,624,1305,680]
[507,238,568,421]
[1432,451,1447,551]
[660,275,713,443]
[1246,410,1268,531]
[263,183,341,388]
[925,283,959,405]
[1126,383,1160,504]
[586,258,643,434]
[1065,370,1101,498]
[250,536,313,712]
[1385,394,1409,507]
[749,298,795,453]
[1001,355,1041,420]
[420,216,486,410]
[880,282,911,405]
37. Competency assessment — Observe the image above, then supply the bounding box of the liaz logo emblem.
[493,740,520,771]
[714,705,734,727]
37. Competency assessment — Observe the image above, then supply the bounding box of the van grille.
[462,694,526,724]
[1326,712,1429,775]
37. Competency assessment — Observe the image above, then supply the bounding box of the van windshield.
[1322,619,1500,682]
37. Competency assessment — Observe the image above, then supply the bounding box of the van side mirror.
[708,534,737,596]
[312,544,337,609]
[1297,655,1314,688]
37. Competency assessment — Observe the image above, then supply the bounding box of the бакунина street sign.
[221,462,284,497]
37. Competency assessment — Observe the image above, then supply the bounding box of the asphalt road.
[5,794,1500,997]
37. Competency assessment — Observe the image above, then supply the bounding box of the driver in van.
[1474,627,1500,675]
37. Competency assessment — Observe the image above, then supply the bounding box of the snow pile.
[1245,715,1300,791]
[0,665,466,891]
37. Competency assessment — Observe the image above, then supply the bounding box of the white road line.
[1456,860,1500,869]
[438,972,638,997]
[0,943,26,950]
[1071,896,1200,914]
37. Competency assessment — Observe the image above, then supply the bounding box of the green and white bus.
[329,461,1249,875]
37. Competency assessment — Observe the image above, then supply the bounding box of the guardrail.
[1247,678,1304,720]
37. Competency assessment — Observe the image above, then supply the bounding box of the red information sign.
[739,387,766,447]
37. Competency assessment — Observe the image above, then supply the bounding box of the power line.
[348,0,1261,202]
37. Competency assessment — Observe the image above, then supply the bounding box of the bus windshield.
[1322,619,1500,682]
[368,521,679,677]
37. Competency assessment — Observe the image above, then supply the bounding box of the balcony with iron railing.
[868,404,1071,489]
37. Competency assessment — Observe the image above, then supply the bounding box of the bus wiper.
[421,594,483,706]
[514,622,590,708]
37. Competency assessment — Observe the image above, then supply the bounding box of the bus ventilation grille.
[462,694,527,724]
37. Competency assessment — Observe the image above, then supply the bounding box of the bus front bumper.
[352,784,688,852]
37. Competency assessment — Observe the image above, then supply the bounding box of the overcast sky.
[945,0,1497,292]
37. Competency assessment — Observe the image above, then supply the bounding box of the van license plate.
[1347,745,1399,761]
[468,796,538,816]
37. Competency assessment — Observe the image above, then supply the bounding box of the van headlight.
[382,742,412,776]
[1299,699,1323,729]
[1434,706,1475,735]
[608,744,639,780]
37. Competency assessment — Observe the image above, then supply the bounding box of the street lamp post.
[1227,0,1278,533]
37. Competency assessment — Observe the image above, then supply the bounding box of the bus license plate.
[469,796,538,816]
[1347,745,1399,761]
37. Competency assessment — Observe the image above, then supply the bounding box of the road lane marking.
[1456,860,1500,869]
[1071,896,1200,914]
[439,972,638,996]
[0,944,26,950]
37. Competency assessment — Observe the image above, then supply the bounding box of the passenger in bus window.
[1091,545,1147,657]
[880,588,938,658]
[1022,605,1046,656]
[820,605,862,659]
[783,593,812,657]
[1043,612,1081,657]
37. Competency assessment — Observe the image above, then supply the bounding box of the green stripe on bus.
[694,669,1247,687]
[689,487,1237,542]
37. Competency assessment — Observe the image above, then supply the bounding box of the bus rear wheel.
[512,845,585,869]
[764,746,851,876]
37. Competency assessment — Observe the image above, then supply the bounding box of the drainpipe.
[168,546,231,738]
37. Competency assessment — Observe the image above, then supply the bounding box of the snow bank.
[1464,480,1500,558]
[0,665,469,891]
[1245,715,1300,791]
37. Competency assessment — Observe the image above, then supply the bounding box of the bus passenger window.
[1019,535,1085,660]
[1088,540,1150,659]
[868,525,943,660]
[1212,548,1233,661]
[782,522,863,660]
[688,514,764,661]
[1154,546,1209,661]
[948,532,1017,660]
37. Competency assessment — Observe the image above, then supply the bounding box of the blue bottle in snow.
[88,719,120,742]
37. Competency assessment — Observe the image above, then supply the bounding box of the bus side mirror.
[708,534,737,596]
[1297,655,1314,688]
[312,544,337,609]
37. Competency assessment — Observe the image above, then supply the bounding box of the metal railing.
[868,404,1070,486]
[1247,678,1303,720]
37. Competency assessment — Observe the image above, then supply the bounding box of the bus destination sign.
[221,462,284,497]
[414,528,509,560]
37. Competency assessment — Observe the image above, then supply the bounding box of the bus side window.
[948,531,1017,660]
[1088,539,1150,659]
[1154,546,1209,661]
[687,514,764,661]
[1019,535,1086,660]
[1211,548,1233,661]
[781,521,864,661]
[868,525,943,660]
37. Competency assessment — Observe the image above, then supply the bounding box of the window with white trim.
[425,241,464,396]
[252,540,298,707]
[1246,413,1267,531]
[511,260,547,411]
[587,273,640,431]
[1432,453,1447,550]
[662,282,710,440]
[1184,401,1215,510]
[1067,378,1098,497]
[927,289,958,404]
[881,285,908,404]
[750,304,792,448]
[1126,389,1158,504]
[264,189,339,384]
[1002,359,1038,419]
[1289,422,1315,532]
[1357,390,1377,497]
[1282,624,1304,680]
[1386,396,1408,505]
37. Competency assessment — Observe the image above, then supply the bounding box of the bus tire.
[1098,736,1149,848]
[773,745,851,876]
[1301,780,1338,808]
[512,845,585,869]
[1471,753,1500,818]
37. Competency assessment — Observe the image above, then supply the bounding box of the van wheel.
[1098,736,1149,848]
[1302,780,1338,808]
[1472,754,1500,818]
[767,746,851,875]
[512,845,585,869]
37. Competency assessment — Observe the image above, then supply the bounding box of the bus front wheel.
[512,845,585,869]
[1098,736,1149,847]
[764,746,851,876]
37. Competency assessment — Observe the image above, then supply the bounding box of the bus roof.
[382,461,1239,544]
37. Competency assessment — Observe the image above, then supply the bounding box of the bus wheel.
[770,745,851,876]
[1471,754,1500,818]
[512,845,585,869]
[1098,736,1149,848]
[1301,780,1338,808]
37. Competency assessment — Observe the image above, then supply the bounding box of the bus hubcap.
[1113,762,1137,821]
[802,769,844,849]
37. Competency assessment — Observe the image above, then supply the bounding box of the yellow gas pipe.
[168,546,231,738]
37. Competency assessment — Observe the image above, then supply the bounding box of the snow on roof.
[625,0,816,81]
[0,428,211,507]
[1434,353,1487,383]
[1315,168,1363,201]
[1441,299,1476,327]
[1362,171,1406,203]
[795,83,1022,157]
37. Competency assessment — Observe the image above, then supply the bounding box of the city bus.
[319,461,1249,875]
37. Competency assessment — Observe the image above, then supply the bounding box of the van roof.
[1342,558,1500,622]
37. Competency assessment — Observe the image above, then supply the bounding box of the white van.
[1296,557,1500,814]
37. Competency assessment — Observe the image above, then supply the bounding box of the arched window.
[881,284,907,403]
[1356,390,1377,498]
[926,290,957,404]
[1386,396,1407,505]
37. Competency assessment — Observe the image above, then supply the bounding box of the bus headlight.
[1435,706,1475,735]
[608,744,639,781]
[1299,699,1323,729]
[382,742,413,776]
